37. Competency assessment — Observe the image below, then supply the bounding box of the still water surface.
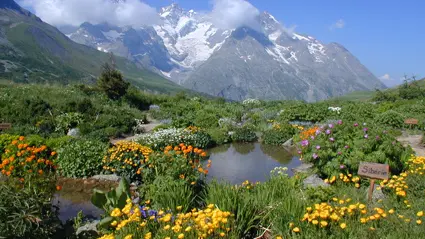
[55,143,300,220]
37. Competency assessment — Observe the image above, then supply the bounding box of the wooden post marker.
[357,162,389,202]
[404,118,418,130]
[0,123,12,131]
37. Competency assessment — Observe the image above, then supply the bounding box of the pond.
[206,143,301,185]
[54,178,117,222]
[54,143,300,221]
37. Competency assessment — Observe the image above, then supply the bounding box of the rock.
[292,163,313,174]
[67,128,80,137]
[282,137,293,147]
[367,184,385,201]
[76,220,99,237]
[91,174,121,182]
[303,174,329,188]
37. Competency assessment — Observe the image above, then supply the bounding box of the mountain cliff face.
[67,3,386,101]
[0,1,183,93]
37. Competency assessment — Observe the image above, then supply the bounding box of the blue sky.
[143,0,424,87]
[20,0,424,87]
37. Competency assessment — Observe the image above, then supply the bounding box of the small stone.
[91,174,121,182]
[67,128,80,137]
[367,184,386,201]
[76,220,100,237]
[292,163,313,174]
[282,137,293,147]
[303,174,329,188]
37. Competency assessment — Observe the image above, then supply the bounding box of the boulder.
[91,174,121,182]
[76,220,99,237]
[367,184,386,201]
[67,128,80,137]
[292,163,313,174]
[303,174,329,188]
[282,137,293,147]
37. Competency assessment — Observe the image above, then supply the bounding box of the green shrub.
[56,139,108,178]
[262,124,295,145]
[0,134,18,153]
[0,177,60,239]
[232,126,258,142]
[206,128,231,145]
[97,62,129,100]
[375,110,405,128]
[45,136,73,150]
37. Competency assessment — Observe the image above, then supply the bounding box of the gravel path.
[397,133,425,157]
[110,116,162,145]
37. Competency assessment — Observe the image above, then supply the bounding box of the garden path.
[110,114,161,145]
[397,132,425,157]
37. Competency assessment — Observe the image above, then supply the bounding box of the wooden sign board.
[358,162,389,180]
[404,118,419,125]
[0,123,12,130]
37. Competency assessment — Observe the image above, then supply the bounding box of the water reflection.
[207,143,300,185]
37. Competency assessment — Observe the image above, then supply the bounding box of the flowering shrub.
[103,141,153,182]
[135,127,212,150]
[143,143,210,185]
[296,121,411,178]
[262,123,296,145]
[242,98,261,106]
[0,136,56,178]
[98,200,233,239]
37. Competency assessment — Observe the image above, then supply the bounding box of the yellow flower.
[185,226,192,232]
[220,232,226,237]
[320,221,328,227]
[276,237,283,239]
[178,234,185,239]
[164,225,171,230]
[417,211,424,217]
[312,220,319,225]
[177,206,183,211]
[388,209,395,214]
[124,235,133,239]
[340,223,346,229]
[292,227,300,233]
[417,220,422,225]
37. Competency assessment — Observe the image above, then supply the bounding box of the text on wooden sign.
[357,162,389,180]
[404,118,419,125]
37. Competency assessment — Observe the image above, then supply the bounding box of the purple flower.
[337,120,343,125]
[330,137,335,142]
[310,136,315,140]
[315,130,321,135]
[297,150,302,154]
[313,153,319,159]
[316,145,321,150]
[338,151,342,155]
[364,134,368,139]
[344,145,349,149]
[375,136,380,140]
[328,124,334,129]
[326,129,331,135]
[301,140,309,147]
[363,127,368,132]
[340,164,345,169]
[354,123,359,127]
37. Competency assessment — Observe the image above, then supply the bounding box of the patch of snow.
[269,30,281,42]
[161,11,170,18]
[293,33,310,41]
[84,34,88,38]
[289,51,298,62]
[160,70,172,78]
[308,42,326,63]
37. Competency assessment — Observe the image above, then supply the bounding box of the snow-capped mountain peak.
[65,4,385,101]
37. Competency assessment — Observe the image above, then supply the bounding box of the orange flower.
[12,140,18,145]
[51,152,57,156]
[56,185,62,191]
[19,136,25,141]
[179,174,185,179]
[38,169,43,175]
[6,171,11,176]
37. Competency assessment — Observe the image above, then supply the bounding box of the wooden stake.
[368,179,375,202]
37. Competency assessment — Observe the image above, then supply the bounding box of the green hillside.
[0,5,183,94]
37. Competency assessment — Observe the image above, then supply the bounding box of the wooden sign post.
[404,118,419,129]
[0,123,12,131]
[357,162,390,202]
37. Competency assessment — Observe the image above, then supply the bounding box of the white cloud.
[329,19,345,30]
[18,0,159,27]
[379,73,391,81]
[379,73,404,87]
[210,0,261,31]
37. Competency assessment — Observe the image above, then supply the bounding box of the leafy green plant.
[55,112,84,134]
[0,177,60,239]
[91,178,131,228]
[231,126,258,142]
[262,123,295,145]
[375,110,405,128]
[56,139,108,178]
